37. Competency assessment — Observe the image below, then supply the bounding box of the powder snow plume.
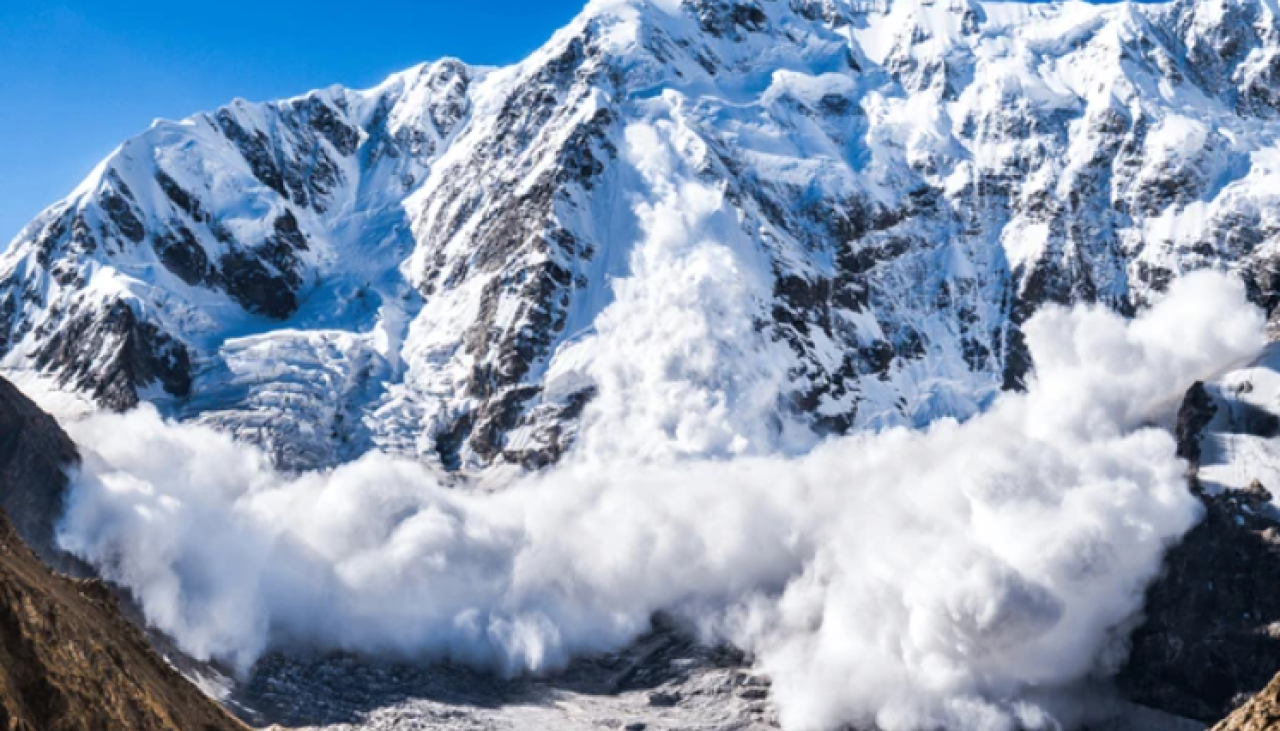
[54,121,1267,731]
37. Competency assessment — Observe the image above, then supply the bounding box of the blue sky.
[0,0,585,245]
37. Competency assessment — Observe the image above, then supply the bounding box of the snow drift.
[55,230,1265,731]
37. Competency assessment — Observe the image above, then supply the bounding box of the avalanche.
[59,271,1264,731]
[6,1,1280,727]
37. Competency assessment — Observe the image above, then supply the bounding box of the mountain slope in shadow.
[0,375,246,731]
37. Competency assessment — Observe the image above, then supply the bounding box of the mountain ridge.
[3,0,1279,475]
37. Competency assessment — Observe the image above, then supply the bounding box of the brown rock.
[1212,673,1280,730]
[0,376,245,730]
[0,507,246,730]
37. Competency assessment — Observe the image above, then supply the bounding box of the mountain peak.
[2,0,1279,473]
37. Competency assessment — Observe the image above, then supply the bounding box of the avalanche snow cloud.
[56,265,1264,731]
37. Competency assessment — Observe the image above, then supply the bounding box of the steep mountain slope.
[0,509,248,731]
[0,375,79,566]
[0,60,474,469]
[3,0,1280,474]
[0,376,245,731]
[1116,347,1280,721]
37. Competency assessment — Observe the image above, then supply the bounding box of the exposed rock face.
[3,0,1279,472]
[1120,382,1280,722]
[1212,673,1280,731]
[0,376,78,566]
[0,378,244,731]
[1119,481,1280,721]
[0,507,246,731]
[31,300,192,412]
[1175,381,1219,467]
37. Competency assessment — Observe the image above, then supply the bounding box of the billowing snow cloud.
[55,119,1267,731]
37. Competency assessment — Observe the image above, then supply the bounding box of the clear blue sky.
[0,0,586,246]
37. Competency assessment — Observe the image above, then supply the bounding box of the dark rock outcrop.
[1118,385,1280,722]
[32,301,192,412]
[0,376,244,731]
[1176,381,1220,467]
[0,377,79,567]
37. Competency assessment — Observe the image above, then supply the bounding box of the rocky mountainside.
[0,509,247,731]
[1112,345,1280,724]
[0,376,245,731]
[1120,418,1280,719]
[0,375,79,567]
[3,0,1279,472]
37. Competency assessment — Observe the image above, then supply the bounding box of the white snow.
[5,0,1279,472]
[55,271,1264,731]
[2,1,1280,728]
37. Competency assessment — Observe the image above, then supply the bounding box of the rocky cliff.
[0,508,247,731]
[0,376,245,731]
[0,376,78,567]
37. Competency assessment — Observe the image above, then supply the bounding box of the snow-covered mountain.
[4,0,1280,472]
